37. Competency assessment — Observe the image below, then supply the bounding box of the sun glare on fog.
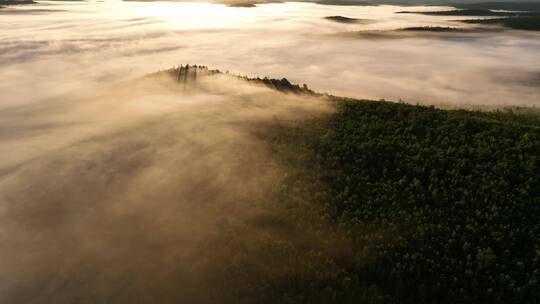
[128,1,255,28]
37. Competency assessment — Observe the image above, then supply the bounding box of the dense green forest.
[263,98,540,303]
[159,67,540,303]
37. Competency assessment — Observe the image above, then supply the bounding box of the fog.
[0,70,340,302]
[1,1,540,302]
[1,1,539,108]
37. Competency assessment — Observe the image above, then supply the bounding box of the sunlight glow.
[131,2,254,28]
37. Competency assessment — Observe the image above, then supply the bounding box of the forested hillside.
[266,98,540,303]
[153,67,540,303]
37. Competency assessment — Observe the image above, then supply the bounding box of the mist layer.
[1,1,539,107]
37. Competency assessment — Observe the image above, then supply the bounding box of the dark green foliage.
[0,0,35,4]
[400,26,466,32]
[149,67,540,303]
[159,65,317,95]
[396,9,523,17]
[325,16,365,23]
[269,99,540,304]
[455,2,540,12]
[462,16,540,31]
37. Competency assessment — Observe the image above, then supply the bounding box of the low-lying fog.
[1,1,540,303]
[0,70,336,303]
[1,0,539,108]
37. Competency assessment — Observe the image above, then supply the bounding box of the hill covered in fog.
[2,65,539,303]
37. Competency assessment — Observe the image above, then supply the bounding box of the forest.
[263,96,540,303]
[154,67,540,303]
[462,16,540,31]
[396,6,540,31]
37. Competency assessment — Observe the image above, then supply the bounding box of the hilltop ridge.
[158,64,318,95]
